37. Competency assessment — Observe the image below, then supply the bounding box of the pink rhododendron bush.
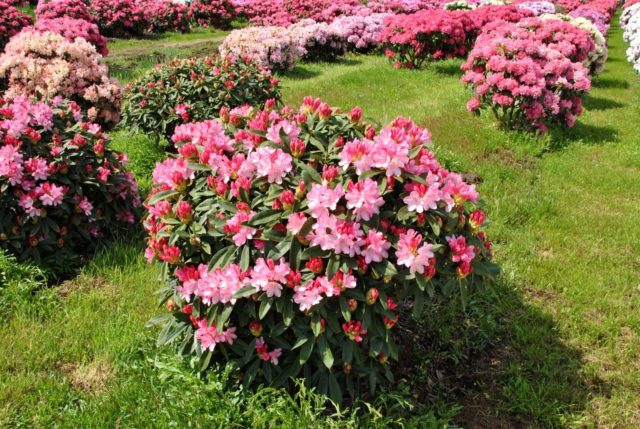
[121,55,281,141]
[33,17,109,57]
[219,27,305,71]
[515,0,556,16]
[89,0,148,37]
[35,0,95,22]
[144,98,498,402]
[381,10,472,69]
[0,2,32,52]
[0,97,140,272]
[290,20,348,61]
[331,13,392,53]
[146,0,191,33]
[461,18,592,132]
[0,30,122,129]
[188,0,237,29]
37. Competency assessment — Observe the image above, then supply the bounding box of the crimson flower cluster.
[0,1,32,51]
[188,0,237,29]
[380,10,471,68]
[0,97,140,273]
[35,0,95,23]
[461,18,592,132]
[144,98,497,402]
[89,0,149,37]
[146,0,191,33]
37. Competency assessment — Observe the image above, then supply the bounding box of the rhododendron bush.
[122,55,281,141]
[462,18,592,132]
[0,2,32,52]
[33,17,109,57]
[0,97,140,272]
[35,0,95,22]
[0,30,122,129]
[89,0,148,37]
[146,0,191,33]
[515,0,555,15]
[380,10,471,68]
[569,6,610,34]
[189,0,237,29]
[144,98,498,401]
[331,13,391,53]
[290,20,348,61]
[622,3,640,73]
[219,27,305,71]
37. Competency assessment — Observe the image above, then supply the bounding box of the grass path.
[0,14,639,428]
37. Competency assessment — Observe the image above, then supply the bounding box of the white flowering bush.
[622,4,640,72]
[144,98,498,402]
[219,26,306,72]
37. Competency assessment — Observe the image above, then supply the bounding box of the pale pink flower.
[286,212,308,235]
[306,183,344,218]
[446,235,476,263]
[396,229,434,274]
[249,147,292,184]
[345,179,384,221]
[36,182,65,206]
[360,229,391,263]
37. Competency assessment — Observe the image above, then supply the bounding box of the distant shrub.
[0,2,32,52]
[145,97,498,403]
[0,30,122,129]
[188,0,237,29]
[290,19,348,61]
[35,0,95,22]
[89,0,149,37]
[0,97,140,272]
[327,13,391,53]
[122,55,281,141]
[146,0,191,33]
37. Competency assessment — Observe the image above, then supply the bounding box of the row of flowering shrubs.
[121,55,282,141]
[0,0,32,52]
[0,97,140,273]
[622,1,640,73]
[144,97,499,402]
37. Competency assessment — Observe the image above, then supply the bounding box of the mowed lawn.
[1,15,639,428]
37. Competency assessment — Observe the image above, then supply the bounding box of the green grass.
[1,14,639,428]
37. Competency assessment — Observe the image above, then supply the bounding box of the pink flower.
[194,264,246,305]
[286,212,308,235]
[78,196,93,216]
[403,182,441,213]
[36,182,65,206]
[152,158,194,191]
[195,319,237,352]
[395,229,434,274]
[446,235,476,263]
[360,229,391,263]
[224,211,257,246]
[306,183,344,218]
[342,320,367,342]
[175,201,193,222]
[249,147,292,184]
[249,258,291,298]
[266,120,301,144]
[345,179,384,221]
[339,138,373,174]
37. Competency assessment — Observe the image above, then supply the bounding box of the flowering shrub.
[0,30,122,129]
[380,10,470,68]
[467,4,533,30]
[331,13,392,53]
[0,97,140,272]
[33,17,109,56]
[146,0,191,33]
[290,20,348,61]
[122,55,281,141]
[569,6,610,34]
[144,97,498,402]
[445,0,476,10]
[89,0,149,37]
[366,0,442,14]
[236,0,296,27]
[35,0,95,22]
[188,0,236,29]
[622,4,640,72]
[219,26,305,71]
[461,18,592,132]
[0,2,32,52]
[515,0,555,15]
[540,13,608,74]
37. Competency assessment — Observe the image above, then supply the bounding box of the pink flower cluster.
[0,30,122,129]
[0,1,32,51]
[461,17,592,132]
[569,6,610,34]
[188,0,237,29]
[35,0,95,23]
[34,17,109,57]
[89,0,149,37]
[380,9,471,68]
[515,0,556,16]
[290,19,348,61]
[331,13,392,52]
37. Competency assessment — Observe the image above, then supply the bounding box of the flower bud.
[306,257,323,274]
[249,321,263,337]
[175,201,193,223]
[365,288,379,305]
[165,299,178,312]
[343,363,352,374]
[469,209,486,230]
[347,299,358,312]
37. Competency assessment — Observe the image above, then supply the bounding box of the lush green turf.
[1,14,639,429]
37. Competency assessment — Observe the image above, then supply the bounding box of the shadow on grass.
[431,60,463,76]
[395,278,608,427]
[545,121,619,152]
[583,95,626,110]
[281,66,322,80]
[592,77,630,89]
